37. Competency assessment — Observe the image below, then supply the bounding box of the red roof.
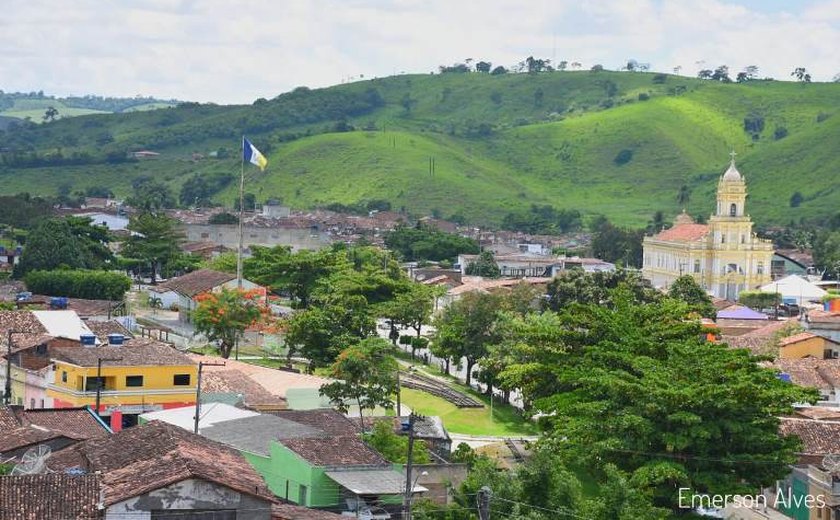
[652,223,709,242]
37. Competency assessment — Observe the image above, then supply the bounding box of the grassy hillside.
[1,71,838,227]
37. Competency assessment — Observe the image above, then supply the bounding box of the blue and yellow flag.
[243,137,268,171]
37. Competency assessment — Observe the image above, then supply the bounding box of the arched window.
[757,262,764,275]
[730,203,737,216]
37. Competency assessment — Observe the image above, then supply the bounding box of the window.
[694,260,700,273]
[740,235,745,244]
[85,377,104,392]
[299,484,308,504]
[757,262,764,275]
[125,375,144,387]
[173,374,191,386]
[30,398,35,409]
[40,399,44,408]
[61,371,67,383]
[729,203,737,216]
[721,233,725,244]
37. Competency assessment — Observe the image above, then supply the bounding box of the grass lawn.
[400,387,536,437]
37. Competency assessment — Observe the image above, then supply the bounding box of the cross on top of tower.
[729,150,737,163]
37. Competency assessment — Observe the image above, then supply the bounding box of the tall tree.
[192,287,265,358]
[501,291,817,512]
[432,291,504,386]
[791,67,812,82]
[319,338,398,429]
[668,274,716,318]
[121,213,184,283]
[464,250,501,278]
[15,217,112,276]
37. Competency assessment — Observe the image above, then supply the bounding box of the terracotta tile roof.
[51,341,195,367]
[808,309,840,324]
[280,435,388,466]
[269,410,358,436]
[13,407,110,441]
[0,474,101,519]
[722,334,776,357]
[780,417,840,455]
[741,320,796,338]
[200,368,287,409]
[766,358,840,390]
[49,420,273,506]
[84,320,133,342]
[0,406,19,430]
[0,311,47,335]
[0,424,62,455]
[273,503,344,520]
[189,354,330,398]
[158,269,236,297]
[651,223,710,242]
[448,277,552,297]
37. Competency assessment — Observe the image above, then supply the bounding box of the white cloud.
[0,0,837,103]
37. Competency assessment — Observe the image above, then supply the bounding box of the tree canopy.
[15,216,113,276]
[192,287,265,358]
[499,289,817,512]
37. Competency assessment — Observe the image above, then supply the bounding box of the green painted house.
[202,410,425,512]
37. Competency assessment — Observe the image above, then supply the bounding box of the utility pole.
[477,486,491,520]
[94,357,122,417]
[194,360,225,434]
[402,412,423,520]
[395,368,401,416]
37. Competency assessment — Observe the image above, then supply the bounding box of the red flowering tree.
[192,287,264,358]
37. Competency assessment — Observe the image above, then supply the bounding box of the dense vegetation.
[0,70,837,227]
[24,270,131,300]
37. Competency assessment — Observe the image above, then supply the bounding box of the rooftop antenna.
[11,444,52,475]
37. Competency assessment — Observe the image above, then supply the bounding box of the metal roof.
[325,469,427,495]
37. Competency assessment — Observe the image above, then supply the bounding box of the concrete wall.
[105,478,271,520]
[780,337,830,359]
[181,224,331,253]
[407,464,468,505]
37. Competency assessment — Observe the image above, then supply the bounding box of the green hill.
[1,71,838,227]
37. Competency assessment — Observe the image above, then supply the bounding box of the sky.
[1,0,838,104]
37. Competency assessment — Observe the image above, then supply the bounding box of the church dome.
[673,209,695,225]
[722,159,742,182]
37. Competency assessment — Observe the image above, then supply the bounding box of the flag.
[243,137,268,171]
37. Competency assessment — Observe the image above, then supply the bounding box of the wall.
[47,361,197,414]
[780,337,829,359]
[105,478,271,520]
[407,463,468,505]
[181,224,331,253]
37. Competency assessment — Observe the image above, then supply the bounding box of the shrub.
[774,126,789,140]
[614,149,634,165]
[790,191,803,208]
[24,270,131,300]
[652,73,668,84]
[638,92,650,101]
[399,335,413,346]
[817,112,831,123]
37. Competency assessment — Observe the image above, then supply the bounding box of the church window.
[757,262,764,275]
[741,235,745,244]
[730,203,737,216]
[721,233,725,244]
[694,260,700,273]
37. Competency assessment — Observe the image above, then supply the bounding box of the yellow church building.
[642,154,774,300]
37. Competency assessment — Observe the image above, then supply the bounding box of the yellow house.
[779,332,840,359]
[642,154,774,300]
[47,338,197,429]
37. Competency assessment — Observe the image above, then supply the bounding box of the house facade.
[642,156,774,300]
[47,339,197,428]
[157,268,265,322]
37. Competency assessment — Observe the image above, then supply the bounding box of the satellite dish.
[823,454,840,474]
[10,444,52,475]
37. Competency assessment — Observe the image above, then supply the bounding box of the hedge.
[25,270,131,301]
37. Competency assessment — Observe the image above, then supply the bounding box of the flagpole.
[236,136,245,289]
